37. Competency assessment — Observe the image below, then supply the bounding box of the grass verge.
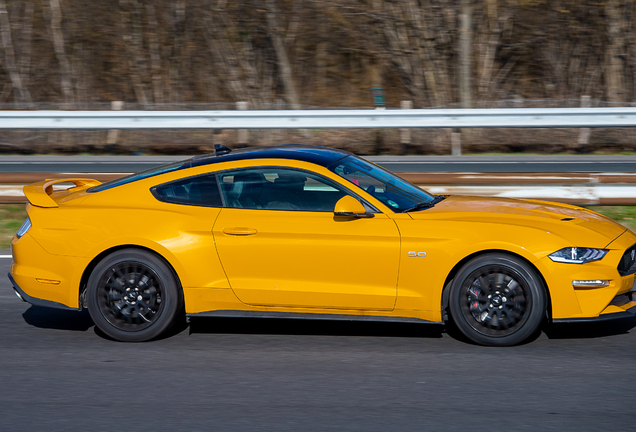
[0,204,27,249]
[586,206,636,232]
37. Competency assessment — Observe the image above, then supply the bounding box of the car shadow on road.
[22,305,94,332]
[543,317,636,339]
[188,317,445,339]
[20,306,636,342]
[21,306,189,340]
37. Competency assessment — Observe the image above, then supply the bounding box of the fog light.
[572,280,610,288]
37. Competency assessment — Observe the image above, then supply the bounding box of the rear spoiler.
[23,178,102,208]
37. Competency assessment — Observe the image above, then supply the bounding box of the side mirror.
[334,196,374,218]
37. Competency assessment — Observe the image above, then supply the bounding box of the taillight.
[16,217,31,238]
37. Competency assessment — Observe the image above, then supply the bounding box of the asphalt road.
[4,154,636,173]
[1,255,636,431]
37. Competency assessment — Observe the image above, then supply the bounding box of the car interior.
[221,170,346,212]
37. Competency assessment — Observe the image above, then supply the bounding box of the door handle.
[222,227,258,236]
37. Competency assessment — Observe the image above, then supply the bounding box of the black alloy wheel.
[448,253,546,346]
[87,249,182,342]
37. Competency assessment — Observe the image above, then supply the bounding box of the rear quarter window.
[152,174,223,207]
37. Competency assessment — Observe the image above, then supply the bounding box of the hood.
[408,196,626,246]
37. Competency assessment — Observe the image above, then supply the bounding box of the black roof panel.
[190,145,351,168]
[89,145,351,193]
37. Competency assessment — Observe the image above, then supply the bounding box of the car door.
[212,167,400,310]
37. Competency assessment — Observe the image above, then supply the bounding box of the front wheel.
[448,253,546,346]
[87,249,182,342]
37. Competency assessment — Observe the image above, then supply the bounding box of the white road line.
[0,255,12,258]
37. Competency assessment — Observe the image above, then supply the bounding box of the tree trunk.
[459,0,473,108]
[119,0,149,104]
[146,3,163,104]
[605,0,625,103]
[0,0,31,104]
[200,8,250,104]
[16,1,34,91]
[265,0,301,109]
[48,0,74,105]
[168,0,186,103]
[478,0,501,97]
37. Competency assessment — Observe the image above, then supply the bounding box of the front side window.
[329,156,437,212]
[218,168,351,212]
[152,174,223,207]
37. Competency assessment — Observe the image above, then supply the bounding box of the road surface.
[1,254,635,431]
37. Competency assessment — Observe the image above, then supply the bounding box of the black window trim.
[150,165,381,213]
[150,172,225,208]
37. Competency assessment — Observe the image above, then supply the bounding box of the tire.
[87,248,182,342]
[448,253,546,346]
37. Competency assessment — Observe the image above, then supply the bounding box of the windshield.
[328,156,436,212]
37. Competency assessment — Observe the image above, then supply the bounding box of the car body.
[8,145,636,345]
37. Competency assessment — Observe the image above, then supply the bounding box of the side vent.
[617,243,636,276]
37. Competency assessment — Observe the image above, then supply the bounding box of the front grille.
[617,243,636,276]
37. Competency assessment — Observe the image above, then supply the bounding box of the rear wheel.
[448,253,546,346]
[87,249,182,342]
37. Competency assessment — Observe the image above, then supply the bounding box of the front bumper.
[553,290,636,323]
[538,229,636,320]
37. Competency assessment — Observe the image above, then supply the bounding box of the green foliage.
[0,204,27,249]
[586,206,636,232]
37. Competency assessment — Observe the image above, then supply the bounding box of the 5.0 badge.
[408,251,427,257]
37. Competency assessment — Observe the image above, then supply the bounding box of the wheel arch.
[78,244,184,309]
[440,249,552,322]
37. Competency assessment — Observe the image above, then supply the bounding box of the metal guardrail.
[2,108,636,129]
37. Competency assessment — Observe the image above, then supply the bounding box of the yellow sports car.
[8,145,636,345]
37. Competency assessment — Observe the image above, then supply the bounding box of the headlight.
[16,217,31,239]
[548,247,608,264]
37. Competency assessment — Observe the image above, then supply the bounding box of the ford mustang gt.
[8,145,636,345]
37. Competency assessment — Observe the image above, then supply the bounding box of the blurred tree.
[459,0,472,108]
[0,0,32,104]
[0,0,633,108]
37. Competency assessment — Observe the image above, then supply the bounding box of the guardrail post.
[400,100,412,154]
[106,101,123,147]
[451,132,462,156]
[237,101,248,146]
[373,105,385,154]
[578,95,591,151]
